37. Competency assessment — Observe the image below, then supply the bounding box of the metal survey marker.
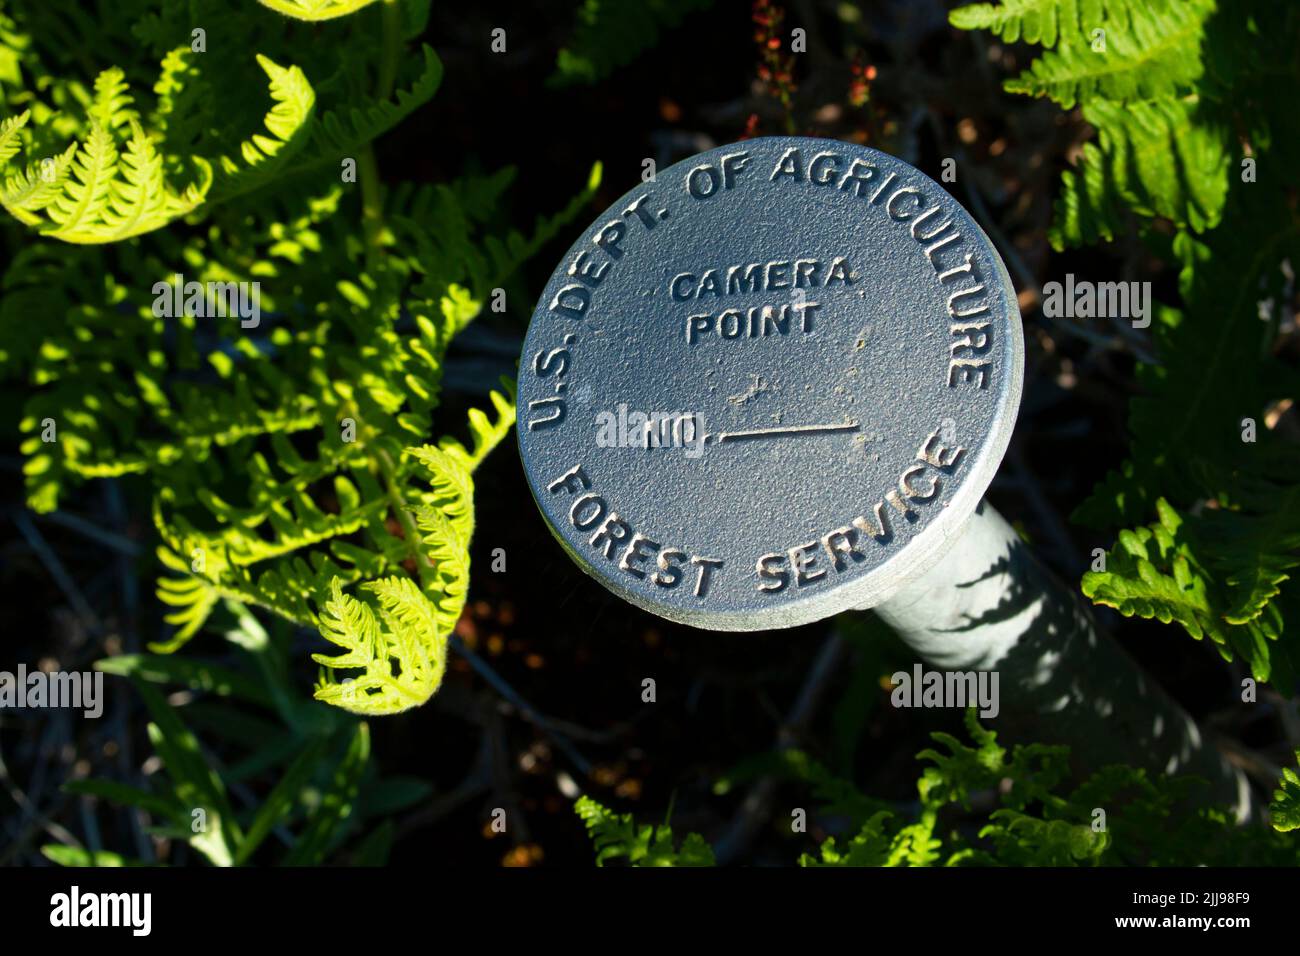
[517,137,1024,630]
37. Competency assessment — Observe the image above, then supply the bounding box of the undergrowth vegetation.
[2,0,1298,868]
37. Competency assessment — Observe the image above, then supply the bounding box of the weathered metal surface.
[517,137,1023,630]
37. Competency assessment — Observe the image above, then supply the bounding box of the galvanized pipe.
[516,137,1252,818]
[871,501,1253,819]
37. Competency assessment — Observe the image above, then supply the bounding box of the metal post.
[516,136,1252,818]
[871,501,1253,818]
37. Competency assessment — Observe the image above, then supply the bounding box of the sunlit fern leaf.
[949,0,1105,46]
[0,109,26,164]
[957,0,1300,687]
[1002,0,1212,108]
[950,0,1212,107]
[1050,98,1229,248]
[1072,200,1300,683]
[1081,498,1282,681]
[312,577,446,715]
[584,712,1300,866]
[406,442,476,633]
[0,142,76,226]
[978,810,1110,865]
[87,65,137,131]
[801,811,894,867]
[0,13,27,98]
[802,809,947,867]
[369,575,443,689]
[917,712,1006,810]
[413,503,468,634]
[257,0,381,21]
[1272,753,1300,832]
[0,69,211,241]
[443,382,518,472]
[11,121,597,709]
[36,123,116,236]
[97,120,210,242]
[154,545,221,653]
[574,795,716,866]
[208,55,316,203]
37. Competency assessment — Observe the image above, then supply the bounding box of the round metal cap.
[517,137,1023,631]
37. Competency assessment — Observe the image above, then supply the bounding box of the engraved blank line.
[714,421,860,443]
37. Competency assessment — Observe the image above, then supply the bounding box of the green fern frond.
[88,65,138,130]
[587,713,1300,867]
[154,545,222,652]
[574,796,715,866]
[953,0,1225,248]
[801,810,898,867]
[1272,753,1300,832]
[403,402,505,636]
[1004,0,1212,108]
[312,577,446,715]
[0,48,321,237]
[305,43,441,165]
[958,0,1300,682]
[0,109,27,164]
[1081,498,1289,681]
[1050,97,1230,248]
[977,810,1110,865]
[208,55,316,202]
[951,0,1212,107]
[257,0,381,21]
[6,20,599,711]
[949,0,1101,46]
[450,384,518,472]
[1073,203,1300,682]
[0,64,214,241]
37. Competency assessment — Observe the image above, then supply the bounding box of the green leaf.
[132,680,241,865]
[1272,752,1300,833]
[235,735,331,864]
[257,0,381,20]
[282,723,370,865]
[306,44,442,164]
[311,577,446,715]
[63,778,180,820]
[208,55,316,203]
[574,795,716,866]
[41,846,150,867]
[1050,97,1230,248]
[1081,499,1286,681]
[1002,0,1213,108]
[950,0,1102,46]
[95,654,272,707]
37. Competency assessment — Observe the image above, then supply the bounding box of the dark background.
[1,0,1279,867]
